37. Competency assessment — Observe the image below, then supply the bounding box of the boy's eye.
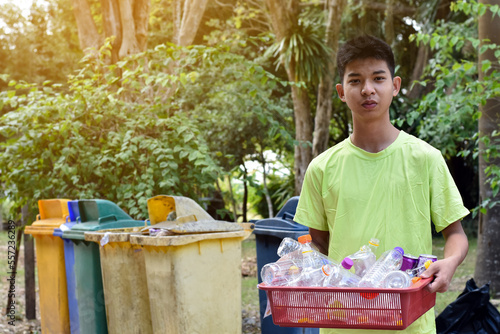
[375,77,386,81]
[349,79,360,84]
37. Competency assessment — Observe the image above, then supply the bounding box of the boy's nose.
[361,82,375,95]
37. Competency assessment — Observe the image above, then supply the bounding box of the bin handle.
[65,215,70,223]
[36,214,40,221]
[282,212,295,222]
[76,216,81,223]
[98,215,118,224]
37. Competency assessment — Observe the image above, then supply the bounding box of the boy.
[293,35,470,334]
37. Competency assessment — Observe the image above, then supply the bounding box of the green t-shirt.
[294,131,469,334]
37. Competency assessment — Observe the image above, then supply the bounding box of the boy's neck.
[350,122,400,153]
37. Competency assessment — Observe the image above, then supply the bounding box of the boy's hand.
[421,220,469,294]
[420,257,457,293]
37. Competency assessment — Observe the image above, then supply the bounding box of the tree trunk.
[407,42,430,99]
[265,0,312,194]
[288,61,313,194]
[118,0,140,58]
[260,150,274,218]
[72,0,102,52]
[73,0,150,61]
[242,164,248,223]
[475,0,500,297]
[177,0,210,46]
[312,0,347,157]
[384,0,395,46]
[101,0,122,63]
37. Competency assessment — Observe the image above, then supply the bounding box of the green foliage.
[0,39,295,219]
[265,6,331,86]
[403,0,500,217]
[0,0,82,87]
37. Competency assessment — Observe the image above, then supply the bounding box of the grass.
[432,237,478,315]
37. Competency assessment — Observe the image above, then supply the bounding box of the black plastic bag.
[436,278,500,334]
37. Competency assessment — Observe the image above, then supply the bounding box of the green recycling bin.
[61,199,147,334]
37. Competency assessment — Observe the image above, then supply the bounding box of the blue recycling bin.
[254,196,319,334]
[53,200,81,334]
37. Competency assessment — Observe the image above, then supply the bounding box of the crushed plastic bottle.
[358,247,404,288]
[323,258,361,287]
[382,270,412,288]
[347,238,380,278]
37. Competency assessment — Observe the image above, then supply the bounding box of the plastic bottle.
[323,258,361,288]
[347,238,380,277]
[382,270,412,288]
[406,260,432,278]
[277,237,303,258]
[358,247,405,288]
[261,259,302,286]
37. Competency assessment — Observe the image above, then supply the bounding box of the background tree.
[476,0,500,296]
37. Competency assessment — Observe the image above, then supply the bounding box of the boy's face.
[336,58,401,123]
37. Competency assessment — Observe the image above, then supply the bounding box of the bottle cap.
[369,238,380,247]
[424,260,432,269]
[341,257,354,270]
[298,234,312,244]
[394,247,404,255]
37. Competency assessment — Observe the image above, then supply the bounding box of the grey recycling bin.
[254,196,319,334]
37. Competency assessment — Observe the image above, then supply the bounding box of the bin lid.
[53,221,78,238]
[54,200,81,237]
[275,196,299,219]
[253,196,309,238]
[61,199,146,240]
[25,199,71,236]
[147,195,213,224]
[84,228,145,243]
[129,230,246,247]
[68,200,80,222]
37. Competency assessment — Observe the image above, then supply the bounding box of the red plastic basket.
[258,277,436,330]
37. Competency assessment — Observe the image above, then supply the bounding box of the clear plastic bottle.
[261,259,302,286]
[406,260,432,278]
[347,238,380,278]
[382,270,412,288]
[323,258,362,287]
[277,237,303,258]
[358,247,404,288]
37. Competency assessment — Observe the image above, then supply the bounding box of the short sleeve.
[294,160,329,231]
[429,151,470,232]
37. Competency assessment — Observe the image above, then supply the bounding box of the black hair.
[336,35,395,83]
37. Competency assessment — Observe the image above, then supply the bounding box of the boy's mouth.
[362,100,377,109]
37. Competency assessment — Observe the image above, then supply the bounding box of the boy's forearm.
[442,220,469,269]
[309,228,330,255]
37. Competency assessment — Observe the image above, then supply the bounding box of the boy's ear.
[336,83,346,102]
[393,76,402,96]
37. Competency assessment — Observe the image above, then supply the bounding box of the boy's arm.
[421,220,469,293]
[309,228,330,256]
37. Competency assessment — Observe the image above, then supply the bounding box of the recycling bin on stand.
[25,199,71,334]
[253,196,319,334]
[53,200,81,334]
[84,228,152,334]
[61,199,147,334]
[128,195,247,334]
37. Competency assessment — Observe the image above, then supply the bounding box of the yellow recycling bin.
[130,231,246,334]
[128,195,247,334]
[84,229,153,334]
[25,199,71,334]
